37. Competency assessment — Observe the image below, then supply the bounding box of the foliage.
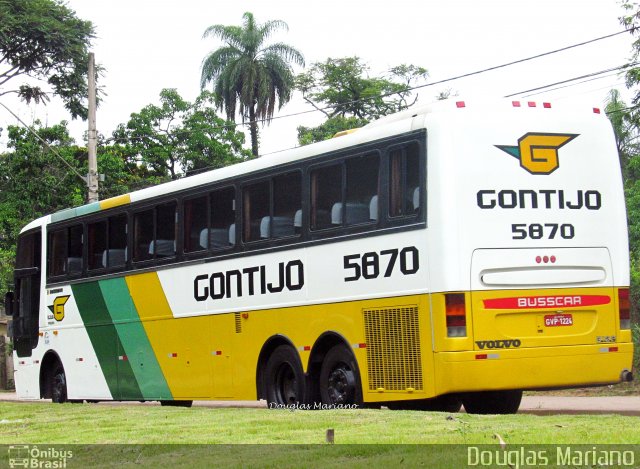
[112,89,250,180]
[605,89,640,180]
[0,121,83,293]
[0,0,96,119]
[297,116,369,146]
[0,92,251,296]
[295,57,427,145]
[200,12,304,157]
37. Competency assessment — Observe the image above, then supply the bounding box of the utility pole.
[87,52,99,203]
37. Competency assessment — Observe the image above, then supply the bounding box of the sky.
[0,0,636,155]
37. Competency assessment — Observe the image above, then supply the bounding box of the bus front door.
[9,229,42,358]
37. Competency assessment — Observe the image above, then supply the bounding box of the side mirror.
[4,291,14,316]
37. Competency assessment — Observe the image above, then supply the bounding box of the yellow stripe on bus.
[99,194,131,211]
[126,272,213,399]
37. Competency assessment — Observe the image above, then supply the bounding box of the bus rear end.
[426,100,633,412]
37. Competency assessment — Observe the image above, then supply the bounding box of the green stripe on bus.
[71,282,143,400]
[50,202,101,223]
[99,278,172,400]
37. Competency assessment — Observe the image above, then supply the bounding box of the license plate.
[544,313,573,327]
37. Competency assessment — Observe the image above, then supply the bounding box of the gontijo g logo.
[496,133,578,175]
[48,295,70,322]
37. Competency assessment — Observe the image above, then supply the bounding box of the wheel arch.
[255,334,298,400]
[39,350,64,399]
[307,331,359,404]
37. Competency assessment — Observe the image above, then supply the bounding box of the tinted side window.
[345,153,379,225]
[133,210,153,262]
[68,224,83,275]
[311,154,379,230]
[243,181,269,242]
[390,143,420,217]
[49,224,84,277]
[134,202,177,262]
[272,172,301,238]
[310,164,342,230]
[184,195,208,253]
[88,220,107,270]
[49,229,67,276]
[155,202,176,258]
[210,187,235,248]
[107,214,127,267]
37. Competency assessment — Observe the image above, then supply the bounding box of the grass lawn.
[1,402,639,468]
[1,401,638,445]
[2,402,639,468]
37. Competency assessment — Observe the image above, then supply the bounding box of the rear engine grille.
[363,305,423,392]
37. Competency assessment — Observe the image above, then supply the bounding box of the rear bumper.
[433,343,634,395]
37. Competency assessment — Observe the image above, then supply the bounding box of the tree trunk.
[249,106,259,158]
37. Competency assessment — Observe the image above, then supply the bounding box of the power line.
[0,100,88,184]
[110,28,630,139]
[520,72,624,98]
[4,29,633,164]
[252,30,633,129]
[504,62,636,97]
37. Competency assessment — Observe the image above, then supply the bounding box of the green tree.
[200,12,304,157]
[605,88,640,365]
[296,116,369,146]
[0,121,84,294]
[605,89,640,180]
[112,89,251,180]
[0,120,164,296]
[295,57,427,145]
[0,0,96,119]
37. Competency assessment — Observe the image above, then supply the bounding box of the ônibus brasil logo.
[496,133,578,175]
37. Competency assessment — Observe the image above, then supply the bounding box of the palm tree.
[200,12,304,157]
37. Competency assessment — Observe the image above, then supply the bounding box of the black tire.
[319,344,362,406]
[160,400,193,408]
[50,364,68,404]
[264,345,307,406]
[461,390,523,415]
[387,394,462,412]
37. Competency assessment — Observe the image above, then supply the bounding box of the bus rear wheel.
[319,344,362,406]
[50,364,68,404]
[264,345,306,406]
[461,390,522,414]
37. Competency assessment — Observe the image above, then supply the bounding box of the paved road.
[0,392,638,415]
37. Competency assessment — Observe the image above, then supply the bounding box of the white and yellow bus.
[5,98,634,413]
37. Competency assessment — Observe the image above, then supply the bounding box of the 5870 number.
[511,223,575,240]
[344,246,419,282]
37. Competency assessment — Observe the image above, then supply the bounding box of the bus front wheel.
[264,345,307,406]
[461,390,522,414]
[319,344,362,407]
[50,364,68,404]
[160,400,193,408]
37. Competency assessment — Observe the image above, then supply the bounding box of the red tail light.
[618,288,631,330]
[446,293,467,337]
